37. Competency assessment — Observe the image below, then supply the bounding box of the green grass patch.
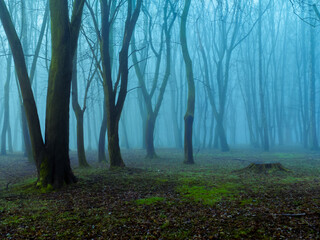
[177,182,240,205]
[135,196,165,205]
[240,198,258,205]
[279,176,309,184]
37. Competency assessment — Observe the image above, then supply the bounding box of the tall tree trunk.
[7,124,12,152]
[99,0,141,167]
[20,0,33,161]
[75,111,89,167]
[21,106,33,160]
[258,0,269,151]
[107,115,124,167]
[180,0,195,164]
[169,71,183,148]
[217,119,229,152]
[309,24,318,150]
[120,115,130,149]
[208,112,214,148]
[86,109,92,151]
[72,52,90,168]
[1,53,11,155]
[145,115,156,158]
[98,104,108,163]
[0,0,85,189]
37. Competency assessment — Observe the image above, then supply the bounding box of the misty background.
[0,0,319,156]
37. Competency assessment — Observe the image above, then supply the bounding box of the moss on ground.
[177,182,240,205]
[135,196,165,205]
[1,149,320,239]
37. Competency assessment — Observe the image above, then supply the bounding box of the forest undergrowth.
[0,149,320,239]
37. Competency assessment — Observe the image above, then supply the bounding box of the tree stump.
[235,162,290,174]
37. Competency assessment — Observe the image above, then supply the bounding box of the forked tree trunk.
[131,2,175,158]
[99,0,142,168]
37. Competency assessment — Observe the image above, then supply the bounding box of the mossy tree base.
[237,163,290,174]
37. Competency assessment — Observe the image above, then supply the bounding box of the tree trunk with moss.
[40,0,85,188]
[0,0,85,189]
[180,0,195,164]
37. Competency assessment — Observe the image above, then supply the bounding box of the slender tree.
[180,0,195,164]
[71,49,95,168]
[86,0,142,166]
[132,0,176,158]
[258,0,269,151]
[1,49,12,155]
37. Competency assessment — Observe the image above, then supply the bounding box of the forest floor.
[0,148,320,239]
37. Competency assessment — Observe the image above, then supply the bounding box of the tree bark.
[0,0,85,189]
[21,106,33,160]
[180,0,195,164]
[72,52,90,168]
[107,116,124,167]
[20,0,33,161]
[145,115,156,158]
[75,111,89,168]
[98,105,108,163]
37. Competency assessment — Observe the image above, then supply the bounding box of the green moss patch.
[177,183,240,205]
[135,196,165,205]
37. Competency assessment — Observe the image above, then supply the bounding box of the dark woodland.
[1,0,320,239]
